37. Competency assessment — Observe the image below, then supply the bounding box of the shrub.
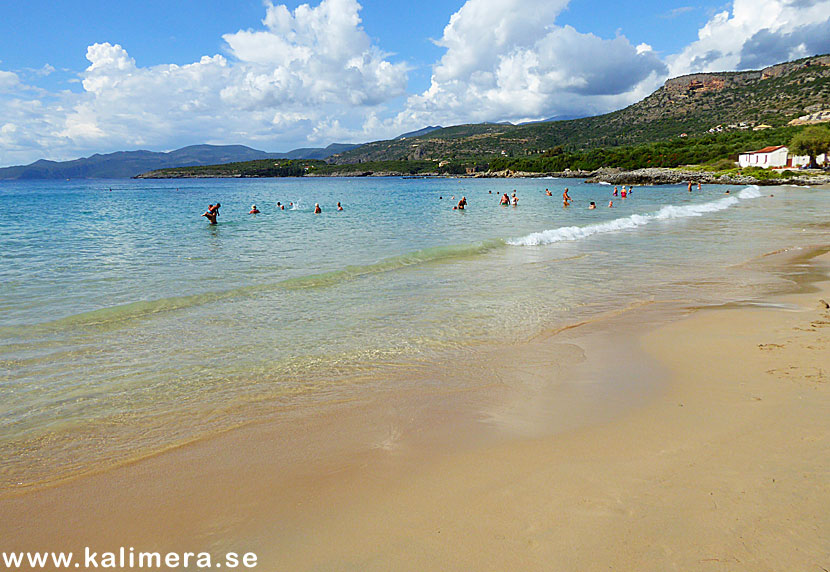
[706,158,738,171]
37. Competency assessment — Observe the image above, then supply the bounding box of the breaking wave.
[509,186,761,247]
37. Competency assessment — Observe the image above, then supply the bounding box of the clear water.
[1,177,828,488]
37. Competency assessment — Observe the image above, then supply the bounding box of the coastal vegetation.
[788,125,830,168]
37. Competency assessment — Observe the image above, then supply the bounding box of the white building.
[738,145,789,169]
[790,152,827,168]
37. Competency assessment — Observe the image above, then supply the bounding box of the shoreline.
[133,167,830,186]
[2,238,829,568]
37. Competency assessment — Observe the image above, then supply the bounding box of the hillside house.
[738,145,789,168]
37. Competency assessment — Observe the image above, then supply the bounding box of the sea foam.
[509,186,760,247]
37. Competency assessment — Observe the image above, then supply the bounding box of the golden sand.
[2,250,828,571]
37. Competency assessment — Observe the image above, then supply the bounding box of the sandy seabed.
[2,226,829,571]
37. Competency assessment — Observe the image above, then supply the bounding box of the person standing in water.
[314,203,322,214]
[563,188,571,206]
[337,202,343,211]
[202,204,218,224]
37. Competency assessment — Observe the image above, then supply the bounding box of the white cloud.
[0,0,407,165]
[0,70,20,92]
[669,0,830,75]
[393,0,667,130]
[1,0,829,167]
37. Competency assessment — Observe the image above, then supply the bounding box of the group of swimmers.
[498,192,519,206]
[202,200,342,223]
[204,181,708,224]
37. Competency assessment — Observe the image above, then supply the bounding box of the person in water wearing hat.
[249,204,260,214]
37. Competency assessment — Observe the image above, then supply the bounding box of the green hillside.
[330,54,830,164]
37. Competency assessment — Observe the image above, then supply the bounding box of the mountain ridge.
[0,142,359,180]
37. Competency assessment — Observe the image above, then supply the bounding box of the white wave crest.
[508,186,761,247]
[738,186,761,199]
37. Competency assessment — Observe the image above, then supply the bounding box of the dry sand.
[2,252,829,571]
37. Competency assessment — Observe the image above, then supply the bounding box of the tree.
[789,126,830,168]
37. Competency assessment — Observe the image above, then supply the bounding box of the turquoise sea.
[1,176,828,488]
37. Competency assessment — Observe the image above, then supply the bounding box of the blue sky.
[1,0,829,166]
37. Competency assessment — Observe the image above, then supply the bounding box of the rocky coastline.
[135,166,830,186]
[480,167,830,186]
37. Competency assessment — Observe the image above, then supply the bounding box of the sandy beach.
[2,220,829,570]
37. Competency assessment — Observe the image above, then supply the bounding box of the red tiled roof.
[747,145,786,154]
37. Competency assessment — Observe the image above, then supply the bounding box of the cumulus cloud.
[669,0,830,75]
[0,70,20,92]
[0,0,407,165]
[2,0,829,167]
[393,0,667,129]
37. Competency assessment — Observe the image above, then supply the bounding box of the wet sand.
[2,250,829,570]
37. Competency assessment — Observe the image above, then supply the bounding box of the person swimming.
[337,202,343,211]
[608,200,613,208]
[589,201,596,209]
[249,204,260,214]
[314,203,321,214]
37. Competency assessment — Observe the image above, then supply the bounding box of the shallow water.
[1,177,828,488]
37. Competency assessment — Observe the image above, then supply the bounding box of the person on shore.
[314,203,322,214]
[249,204,260,214]
[588,201,596,209]
[337,202,343,211]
